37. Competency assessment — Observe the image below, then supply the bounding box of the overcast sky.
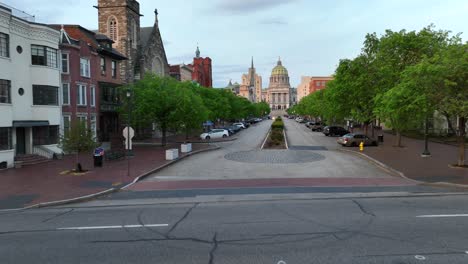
[3,0,467,87]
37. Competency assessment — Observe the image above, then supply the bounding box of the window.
[33,85,58,105]
[31,45,58,68]
[62,83,70,105]
[63,115,71,136]
[90,86,96,107]
[0,79,11,104]
[77,115,87,128]
[111,60,117,78]
[90,115,97,140]
[61,53,69,73]
[100,57,106,75]
[80,58,90,78]
[0,127,12,150]
[0,33,9,58]
[33,126,59,145]
[109,17,118,42]
[77,84,87,106]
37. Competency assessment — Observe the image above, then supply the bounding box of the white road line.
[416,214,468,218]
[57,224,169,230]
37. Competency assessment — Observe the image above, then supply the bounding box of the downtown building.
[170,46,213,87]
[0,5,62,168]
[297,76,333,102]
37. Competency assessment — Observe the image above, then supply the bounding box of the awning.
[13,121,50,127]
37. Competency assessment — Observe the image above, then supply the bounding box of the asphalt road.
[143,119,395,181]
[2,194,468,263]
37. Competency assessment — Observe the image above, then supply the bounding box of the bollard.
[359,141,364,152]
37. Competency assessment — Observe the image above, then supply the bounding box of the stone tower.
[97,0,141,83]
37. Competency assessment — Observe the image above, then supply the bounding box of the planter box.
[165,149,179,160]
[181,143,192,153]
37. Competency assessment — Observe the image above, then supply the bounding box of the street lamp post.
[422,116,431,157]
[126,88,132,177]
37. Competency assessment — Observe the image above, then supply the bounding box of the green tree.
[60,120,97,172]
[172,82,208,140]
[127,74,180,146]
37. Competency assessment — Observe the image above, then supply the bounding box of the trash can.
[93,147,105,167]
[378,134,384,143]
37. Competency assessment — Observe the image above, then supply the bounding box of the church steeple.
[195,45,200,58]
[251,56,254,69]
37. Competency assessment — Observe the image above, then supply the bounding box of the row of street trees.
[121,75,270,145]
[289,25,467,166]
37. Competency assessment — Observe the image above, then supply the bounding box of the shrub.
[271,119,284,129]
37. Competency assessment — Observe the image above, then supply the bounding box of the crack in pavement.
[166,203,198,237]
[41,209,74,223]
[208,233,218,264]
[352,200,376,217]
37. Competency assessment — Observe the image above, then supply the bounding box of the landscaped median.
[262,117,288,149]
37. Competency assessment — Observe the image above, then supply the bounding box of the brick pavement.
[0,143,214,210]
[346,130,468,184]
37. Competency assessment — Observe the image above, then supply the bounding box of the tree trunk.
[457,117,466,167]
[395,130,402,147]
[185,128,189,141]
[364,122,369,136]
[443,112,456,136]
[74,152,81,172]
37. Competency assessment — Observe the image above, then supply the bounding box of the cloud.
[215,0,298,14]
[259,17,288,25]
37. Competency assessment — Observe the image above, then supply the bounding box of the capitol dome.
[271,58,288,76]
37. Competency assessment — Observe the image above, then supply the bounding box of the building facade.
[240,57,262,102]
[169,64,193,82]
[189,46,212,87]
[0,5,61,168]
[309,76,333,93]
[266,58,291,112]
[96,0,169,83]
[297,76,312,102]
[51,25,126,143]
[297,76,333,102]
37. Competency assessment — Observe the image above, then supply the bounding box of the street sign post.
[123,126,135,150]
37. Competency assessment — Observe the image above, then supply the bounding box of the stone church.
[95,0,170,83]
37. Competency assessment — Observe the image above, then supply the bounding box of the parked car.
[323,126,350,137]
[228,125,242,133]
[221,127,235,136]
[242,122,250,128]
[200,129,229,140]
[310,122,325,132]
[337,133,378,147]
[305,121,314,128]
[233,122,247,129]
[295,117,303,122]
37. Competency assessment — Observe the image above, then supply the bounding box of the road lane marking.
[57,224,169,230]
[415,255,426,260]
[416,214,468,218]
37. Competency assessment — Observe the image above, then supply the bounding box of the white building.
[0,5,61,168]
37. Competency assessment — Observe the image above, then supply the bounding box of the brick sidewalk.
[347,131,468,184]
[0,143,214,210]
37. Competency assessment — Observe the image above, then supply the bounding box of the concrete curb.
[338,148,468,189]
[1,145,221,212]
[122,145,221,189]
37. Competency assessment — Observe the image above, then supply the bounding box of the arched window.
[130,17,137,49]
[108,17,118,42]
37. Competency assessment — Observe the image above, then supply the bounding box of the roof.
[271,58,288,76]
[49,25,126,60]
[140,27,153,47]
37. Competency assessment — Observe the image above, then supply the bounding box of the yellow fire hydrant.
[359,142,364,152]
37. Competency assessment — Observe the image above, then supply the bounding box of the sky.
[3,0,467,88]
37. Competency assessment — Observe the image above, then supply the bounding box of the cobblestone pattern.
[224,150,326,164]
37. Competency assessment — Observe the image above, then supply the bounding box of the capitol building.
[229,57,296,114]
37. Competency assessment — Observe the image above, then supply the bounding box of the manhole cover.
[224,150,325,164]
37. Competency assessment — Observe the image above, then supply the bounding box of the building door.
[16,127,26,155]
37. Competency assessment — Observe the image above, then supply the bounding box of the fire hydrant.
[359,141,364,152]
